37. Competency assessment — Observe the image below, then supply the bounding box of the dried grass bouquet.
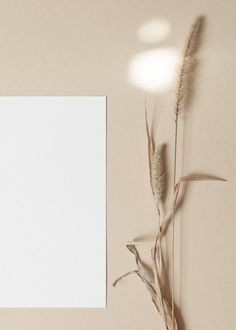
[113,16,226,330]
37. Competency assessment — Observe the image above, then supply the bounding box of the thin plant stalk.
[171,16,204,329]
[145,105,166,325]
[153,202,163,277]
[171,116,178,329]
[153,201,167,327]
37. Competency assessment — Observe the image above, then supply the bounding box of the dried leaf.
[137,261,178,330]
[136,268,156,298]
[178,174,226,185]
[112,270,137,287]
[126,243,139,258]
[114,242,178,330]
[145,106,154,194]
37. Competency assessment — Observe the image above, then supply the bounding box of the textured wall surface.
[0,1,235,329]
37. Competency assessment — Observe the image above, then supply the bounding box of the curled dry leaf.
[113,242,177,329]
[112,270,137,287]
[126,243,140,258]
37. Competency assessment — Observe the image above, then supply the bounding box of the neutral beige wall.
[0,0,235,329]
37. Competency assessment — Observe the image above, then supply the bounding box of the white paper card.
[0,96,106,307]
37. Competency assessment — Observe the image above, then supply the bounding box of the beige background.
[0,0,235,329]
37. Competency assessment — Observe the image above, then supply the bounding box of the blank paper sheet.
[0,96,106,307]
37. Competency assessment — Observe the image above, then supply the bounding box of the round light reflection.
[128,48,180,92]
[137,19,171,44]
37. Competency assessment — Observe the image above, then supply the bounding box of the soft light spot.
[128,48,180,92]
[137,19,171,44]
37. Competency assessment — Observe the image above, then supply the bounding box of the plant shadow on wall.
[113,16,227,330]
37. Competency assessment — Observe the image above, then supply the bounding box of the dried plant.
[152,144,165,203]
[174,16,204,116]
[113,16,225,330]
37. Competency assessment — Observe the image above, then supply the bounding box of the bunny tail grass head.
[151,144,165,204]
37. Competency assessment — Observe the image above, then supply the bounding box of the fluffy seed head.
[151,144,165,203]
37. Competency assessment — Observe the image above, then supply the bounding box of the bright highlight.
[137,19,171,44]
[128,48,180,92]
